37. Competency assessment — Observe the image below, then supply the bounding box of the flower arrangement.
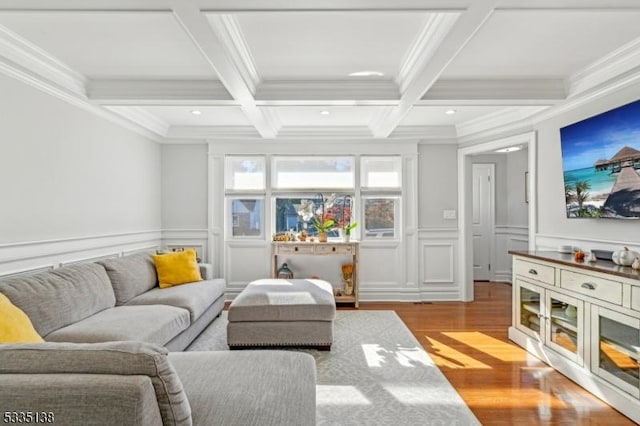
[343,221,358,236]
[313,216,335,233]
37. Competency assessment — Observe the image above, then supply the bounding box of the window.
[223,154,402,241]
[272,156,354,189]
[225,157,265,190]
[230,198,264,237]
[363,197,399,239]
[361,156,402,188]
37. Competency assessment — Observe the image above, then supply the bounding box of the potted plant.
[342,222,358,242]
[313,217,335,243]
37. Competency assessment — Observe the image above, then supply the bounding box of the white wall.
[535,82,640,253]
[418,144,458,228]
[0,74,162,273]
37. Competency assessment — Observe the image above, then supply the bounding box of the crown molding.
[205,14,260,94]
[275,126,373,139]
[456,106,549,138]
[396,13,459,93]
[422,78,566,103]
[255,79,400,103]
[105,106,170,136]
[391,125,457,140]
[567,36,640,97]
[88,79,233,104]
[166,125,261,140]
[199,0,467,12]
[0,24,86,96]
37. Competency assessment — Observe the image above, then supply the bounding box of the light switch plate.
[443,209,457,220]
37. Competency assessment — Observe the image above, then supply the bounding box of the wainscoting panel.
[495,225,529,282]
[161,229,209,262]
[0,230,162,277]
[418,228,460,300]
[225,241,270,298]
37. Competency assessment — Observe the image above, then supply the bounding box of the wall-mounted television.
[560,99,640,219]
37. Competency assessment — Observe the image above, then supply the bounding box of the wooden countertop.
[508,250,640,281]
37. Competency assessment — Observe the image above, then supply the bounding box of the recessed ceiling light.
[445,109,457,115]
[190,110,202,116]
[348,71,384,77]
[495,146,522,153]
[320,110,330,116]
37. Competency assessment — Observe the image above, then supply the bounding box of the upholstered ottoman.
[227,278,336,350]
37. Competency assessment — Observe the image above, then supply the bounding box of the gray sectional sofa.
[0,253,317,425]
[0,253,225,351]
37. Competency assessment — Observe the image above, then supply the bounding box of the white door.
[472,163,494,281]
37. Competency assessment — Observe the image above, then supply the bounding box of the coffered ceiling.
[1,0,639,142]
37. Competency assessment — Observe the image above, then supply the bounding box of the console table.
[271,241,359,307]
[509,250,640,423]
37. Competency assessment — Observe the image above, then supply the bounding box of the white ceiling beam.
[370,0,499,138]
[495,0,640,10]
[88,79,234,105]
[171,1,278,138]
[421,78,566,104]
[255,80,399,104]
[197,0,468,12]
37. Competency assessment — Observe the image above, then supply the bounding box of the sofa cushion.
[98,253,158,305]
[0,263,115,336]
[153,250,202,289]
[45,305,190,346]
[126,279,225,322]
[0,293,44,343]
[169,350,316,426]
[0,341,191,426]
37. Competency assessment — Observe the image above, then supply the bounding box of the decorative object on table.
[277,262,294,279]
[342,222,358,242]
[586,251,597,263]
[273,232,290,242]
[341,263,354,296]
[632,257,640,270]
[612,246,639,266]
[573,249,585,262]
[313,216,334,243]
[592,249,614,261]
[299,229,307,242]
[558,245,573,254]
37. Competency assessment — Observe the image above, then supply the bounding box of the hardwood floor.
[353,282,635,425]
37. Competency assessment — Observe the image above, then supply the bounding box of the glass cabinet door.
[517,280,543,339]
[546,292,583,365]
[591,306,640,398]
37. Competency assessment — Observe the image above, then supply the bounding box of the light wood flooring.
[354,282,636,425]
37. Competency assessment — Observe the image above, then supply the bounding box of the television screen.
[560,99,640,219]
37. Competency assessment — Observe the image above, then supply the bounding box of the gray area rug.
[188,310,480,426]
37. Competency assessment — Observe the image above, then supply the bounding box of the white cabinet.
[516,278,584,365]
[509,251,640,424]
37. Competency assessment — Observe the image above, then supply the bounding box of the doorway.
[457,132,537,302]
[472,163,495,281]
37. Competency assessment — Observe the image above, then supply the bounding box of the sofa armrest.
[0,373,163,426]
[198,263,214,280]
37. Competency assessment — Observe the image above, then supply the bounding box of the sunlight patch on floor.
[361,344,430,368]
[383,384,457,405]
[425,336,492,369]
[316,385,371,406]
[441,331,530,362]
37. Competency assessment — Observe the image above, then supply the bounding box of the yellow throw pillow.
[154,249,203,288]
[0,293,44,343]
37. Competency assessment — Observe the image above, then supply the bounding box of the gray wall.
[418,144,458,228]
[0,74,161,244]
[161,144,208,229]
[536,81,640,244]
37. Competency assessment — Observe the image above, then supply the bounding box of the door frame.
[471,162,495,282]
[458,131,537,301]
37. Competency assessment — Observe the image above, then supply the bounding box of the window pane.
[274,197,350,237]
[364,198,397,238]
[361,156,401,188]
[231,199,263,237]
[225,157,265,190]
[273,157,354,189]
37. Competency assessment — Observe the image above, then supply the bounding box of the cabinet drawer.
[560,270,622,305]
[632,287,640,312]
[277,244,314,254]
[315,244,351,254]
[514,259,555,285]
